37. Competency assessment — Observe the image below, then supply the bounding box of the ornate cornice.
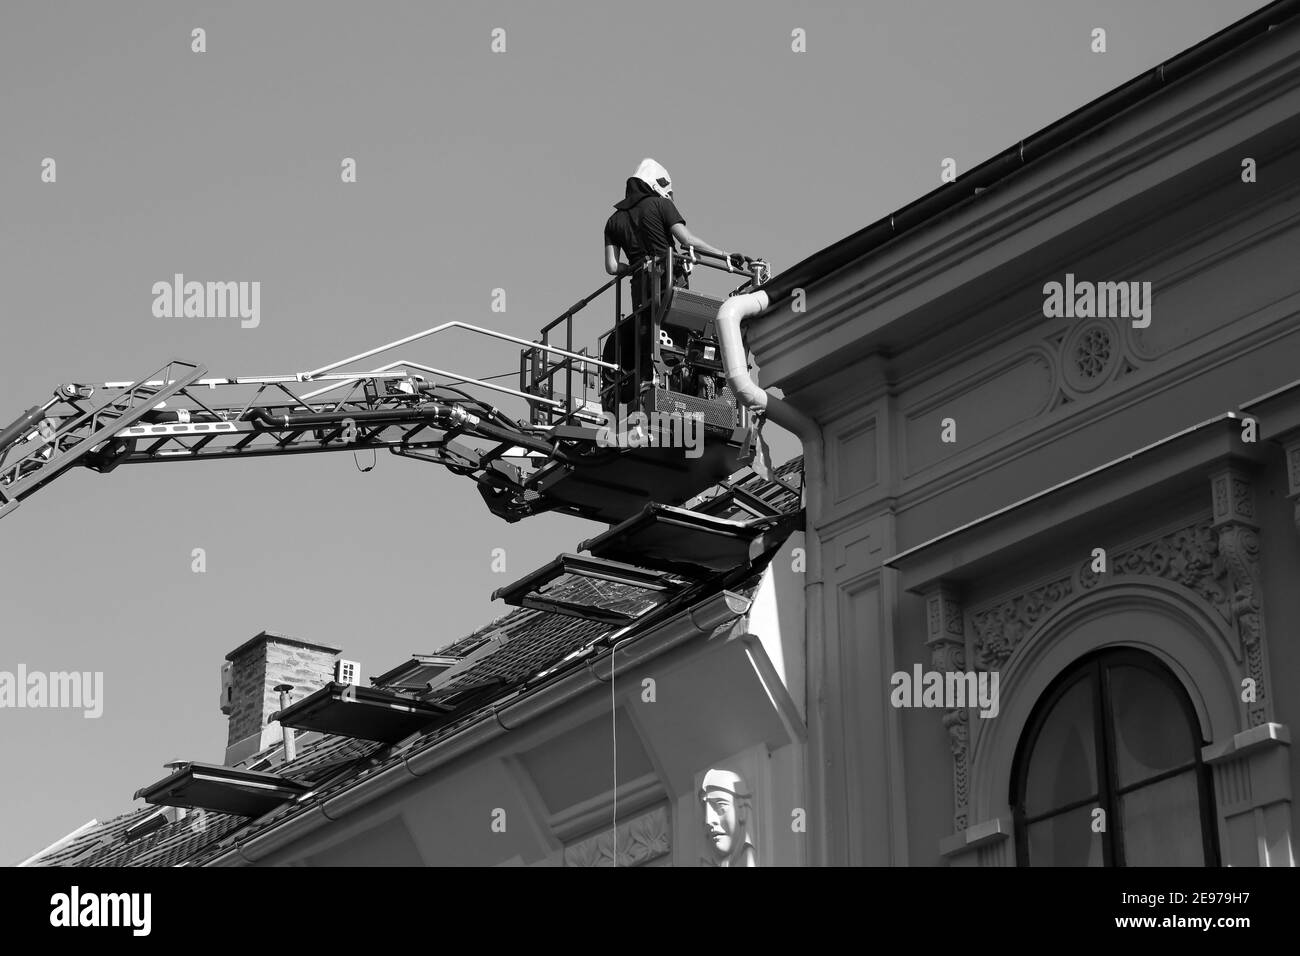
[747,40,1300,389]
[973,576,1077,671]
[971,514,1244,671]
[1079,521,1231,623]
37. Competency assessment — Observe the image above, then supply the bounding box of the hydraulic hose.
[246,403,465,430]
[246,403,569,462]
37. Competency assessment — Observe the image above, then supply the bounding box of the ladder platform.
[579,502,765,577]
[521,430,748,526]
[274,682,454,744]
[133,762,311,817]
[490,553,685,625]
[371,655,460,693]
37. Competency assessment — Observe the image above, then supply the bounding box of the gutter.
[203,588,751,866]
[715,290,828,865]
[756,0,1300,311]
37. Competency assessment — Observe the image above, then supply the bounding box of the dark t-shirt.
[603,209,643,265]
[628,195,685,259]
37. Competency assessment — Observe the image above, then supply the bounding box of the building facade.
[747,4,1300,865]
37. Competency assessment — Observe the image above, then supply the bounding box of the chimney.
[221,631,341,766]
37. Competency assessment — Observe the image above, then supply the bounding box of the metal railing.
[522,272,632,428]
[522,252,769,429]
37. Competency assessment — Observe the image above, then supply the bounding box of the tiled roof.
[23,729,392,868]
[28,457,804,867]
[25,808,150,867]
[104,811,249,868]
[23,805,248,869]
[433,616,513,658]
[279,734,387,782]
[430,608,613,698]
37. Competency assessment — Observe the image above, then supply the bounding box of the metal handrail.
[539,268,637,336]
[300,359,567,407]
[524,264,658,428]
[306,321,619,380]
[666,246,771,288]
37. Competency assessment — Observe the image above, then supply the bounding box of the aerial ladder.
[0,252,773,529]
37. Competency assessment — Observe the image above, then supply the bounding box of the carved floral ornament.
[924,586,972,832]
[563,805,671,867]
[1062,322,1118,394]
[1055,316,1139,401]
[970,519,1244,671]
[1074,326,1113,379]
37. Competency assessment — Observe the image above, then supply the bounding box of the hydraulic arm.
[0,256,770,528]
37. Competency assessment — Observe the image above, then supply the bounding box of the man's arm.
[669,222,727,259]
[604,244,631,276]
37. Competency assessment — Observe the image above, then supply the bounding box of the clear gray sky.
[0,0,1267,862]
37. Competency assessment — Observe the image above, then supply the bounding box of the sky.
[0,0,1270,863]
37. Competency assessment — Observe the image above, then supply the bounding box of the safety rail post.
[565,308,573,427]
[534,312,572,427]
[612,274,622,427]
[540,326,552,426]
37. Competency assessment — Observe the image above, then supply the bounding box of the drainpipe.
[715,290,827,865]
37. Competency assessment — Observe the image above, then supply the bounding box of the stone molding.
[562,804,671,867]
[924,584,969,832]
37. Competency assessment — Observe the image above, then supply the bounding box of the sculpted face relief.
[699,768,757,867]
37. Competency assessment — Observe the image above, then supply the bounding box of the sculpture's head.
[699,768,751,864]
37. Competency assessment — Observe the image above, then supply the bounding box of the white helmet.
[634,158,673,199]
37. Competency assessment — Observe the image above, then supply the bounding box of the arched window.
[1010,649,1218,866]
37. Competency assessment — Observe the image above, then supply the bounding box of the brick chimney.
[221,631,341,765]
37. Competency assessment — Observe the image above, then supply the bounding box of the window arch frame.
[1009,647,1220,867]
